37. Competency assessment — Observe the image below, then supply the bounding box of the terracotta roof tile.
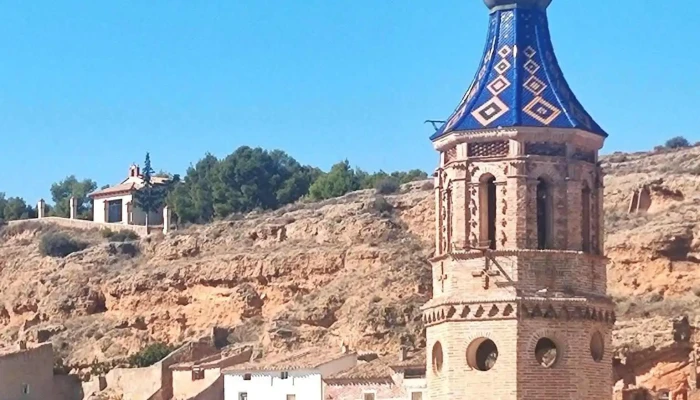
[325,360,394,382]
[223,348,353,373]
[89,183,136,197]
[387,349,426,369]
[89,176,170,198]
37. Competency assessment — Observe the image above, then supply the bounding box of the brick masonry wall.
[428,320,519,400]
[431,251,607,303]
[517,319,612,400]
[428,133,610,400]
[437,150,602,254]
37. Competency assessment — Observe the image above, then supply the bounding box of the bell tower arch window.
[536,178,553,250]
[581,182,592,253]
[479,175,497,250]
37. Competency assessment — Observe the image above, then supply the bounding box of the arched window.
[479,175,497,249]
[581,182,592,253]
[536,178,552,250]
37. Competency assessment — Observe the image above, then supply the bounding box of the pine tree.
[133,152,166,232]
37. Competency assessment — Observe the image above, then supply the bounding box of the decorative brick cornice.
[429,248,609,263]
[422,299,615,327]
[433,127,605,152]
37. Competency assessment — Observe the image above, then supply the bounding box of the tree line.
[0,146,427,225]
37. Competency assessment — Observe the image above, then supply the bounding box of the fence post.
[37,199,46,219]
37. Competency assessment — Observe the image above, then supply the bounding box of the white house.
[89,164,169,226]
[223,348,357,400]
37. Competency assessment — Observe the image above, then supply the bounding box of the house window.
[411,392,423,400]
[363,393,376,400]
[536,178,552,250]
[280,371,289,379]
[192,368,204,381]
[479,175,497,249]
[21,384,29,394]
[581,182,592,253]
[286,395,296,400]
[238,393,248,400]
[243,374,252,381]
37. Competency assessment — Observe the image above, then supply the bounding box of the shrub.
[665,136,690,149]
[0,221,44,238]
[371,195,393,217]
[128,342,176,368]
[375,178,400,195]
[39,232,87,258]
[101,229,139,242]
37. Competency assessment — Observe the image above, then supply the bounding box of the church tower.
[423,1,613,399]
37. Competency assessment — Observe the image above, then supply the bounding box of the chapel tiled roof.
[223,348,353,373]
[430,0,606,140]
[89,183,137,197]
[89,176,170,198]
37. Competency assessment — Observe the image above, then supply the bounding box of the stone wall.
[171,349,252,400]
[7,216,149,236]
[53,374,84,400]
[0,343,56,400]
[83,341,218,400]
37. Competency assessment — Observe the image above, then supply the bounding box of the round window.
[535,338,558,368]
[432,341,444,373]
[466,338,498,371]
[590,332,604,362]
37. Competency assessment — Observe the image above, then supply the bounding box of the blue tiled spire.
[430,0,607,140]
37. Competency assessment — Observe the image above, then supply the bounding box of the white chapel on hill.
[89,164,168,226]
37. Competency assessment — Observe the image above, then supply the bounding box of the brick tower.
[423,1,614,399]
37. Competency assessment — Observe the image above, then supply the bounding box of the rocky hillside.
[0,182,433,369]
[2,146,700,392]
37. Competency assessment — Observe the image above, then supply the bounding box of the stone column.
[163,206,172,234]
[69,196,77,220]
[37,199,46,219]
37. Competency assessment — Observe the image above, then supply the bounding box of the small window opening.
[536,178,552,249]
[411,392,424,400]
[280,371,289,379]
[363,393,376,400]
[479,175,497,249]
[467,338,498,371]
[192,368,204,381]
[534,338,559,368]
[590,332,604,362]
[658,390,670,400]
[404,368,425,379]
[286,395,296,400]
[21,384,29,394]
[432,341,444,374]
[239,393,248,400]
[581,183,592,253]
[243,374,252,381]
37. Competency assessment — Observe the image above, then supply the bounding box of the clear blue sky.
[2,0,699,202]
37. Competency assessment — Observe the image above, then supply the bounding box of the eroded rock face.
[0,185,433,367]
